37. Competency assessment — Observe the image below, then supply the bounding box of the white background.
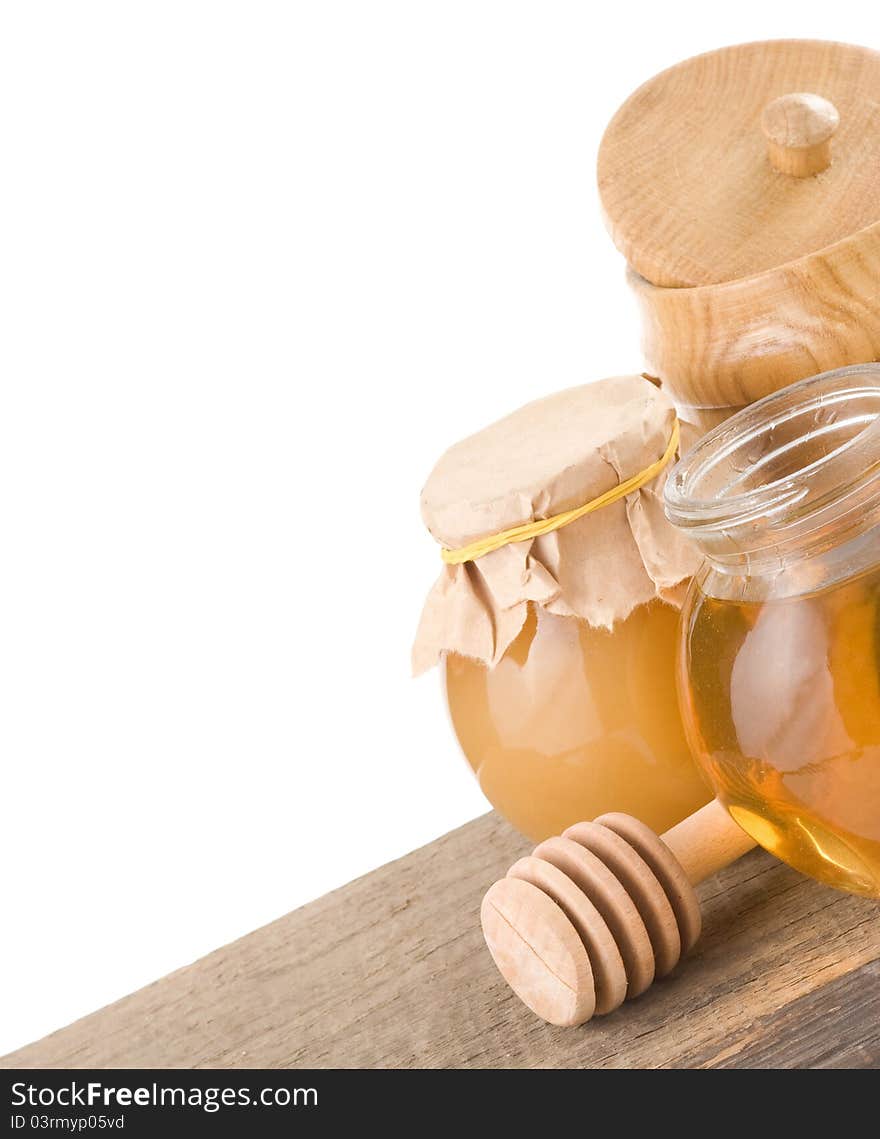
[1,1,874,1056]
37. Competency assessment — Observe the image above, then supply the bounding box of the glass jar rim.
[664,364,880,563]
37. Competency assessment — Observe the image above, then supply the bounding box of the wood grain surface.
[4,812,879,1070]
[630,228,880,415]
[597,39,880,425]
[598,40,880,288]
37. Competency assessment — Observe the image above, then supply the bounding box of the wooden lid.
[598,40,880,288]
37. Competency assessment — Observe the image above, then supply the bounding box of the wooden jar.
[598,40,880,428]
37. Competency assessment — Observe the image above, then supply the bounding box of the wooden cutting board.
[4,812,879,1069]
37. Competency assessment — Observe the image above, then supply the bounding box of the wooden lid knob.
[598,40,880,286]
[761,92,839,177]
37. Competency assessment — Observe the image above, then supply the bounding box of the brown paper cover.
[413,376,699,675]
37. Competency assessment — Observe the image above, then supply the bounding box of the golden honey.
[664,365,880,900]
[680,567,880,898]
[444,601,711,842]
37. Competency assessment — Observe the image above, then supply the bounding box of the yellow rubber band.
[441,419,680,565]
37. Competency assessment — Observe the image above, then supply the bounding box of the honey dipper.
[481,799,757,1026]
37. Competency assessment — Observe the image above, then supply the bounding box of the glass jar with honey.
[665,364,880,898]
[414,376,712,841]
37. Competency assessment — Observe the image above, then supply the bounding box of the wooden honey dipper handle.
[661,797,757,884]
[761,92,839,177]
[481,798,757,1027]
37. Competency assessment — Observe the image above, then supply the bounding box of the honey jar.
[413,376,712,841]
[665,364,880,898]
[599,40,880,429]
[415,37,880,854]
[460,40,880,1029]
